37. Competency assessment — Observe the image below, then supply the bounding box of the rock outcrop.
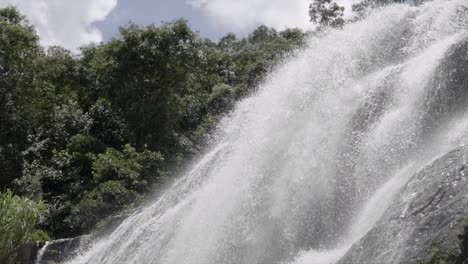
[18,236,91,264]
[339,145,468,263]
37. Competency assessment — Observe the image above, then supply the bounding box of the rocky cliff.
[339,145,468,264]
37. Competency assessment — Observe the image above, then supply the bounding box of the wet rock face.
[34,236,90,264]
[338,146,468,264]
[420,38,468,137]
[19,212,131,264]
[18,242,44,264]
[338,35,468,264]
[28,236,90,264]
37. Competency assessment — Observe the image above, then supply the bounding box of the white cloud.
[187,0,313,34]
[0,0,117,51]
[188,0,362,35]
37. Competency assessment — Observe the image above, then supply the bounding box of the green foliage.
[309,0,345,28]
[426,245,458,264]
[68,180,137,234]
[93,145,165,191]
[208,83,235,114]
[50,135,103,193]
[82,20,200,153]
[88,99,128,148]
[0,6,41,188]
[61,144,165,235]
[14,160,52,199]
[0,190,48,263]
[0,6,306,240]
[350,0,383,20]
[51,101,92,146]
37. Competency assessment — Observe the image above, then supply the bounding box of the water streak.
[68,1,468,263]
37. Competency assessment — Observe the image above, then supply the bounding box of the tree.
[65,145,165,234]
[88,99,129,149]
[249,25,277,44]
[309,0,345,28]
[82,20,202,155]
[0,6,42,189]
[0,6,307,240]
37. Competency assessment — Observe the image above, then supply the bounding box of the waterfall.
[35,241,50,264]
[67,1,468,263]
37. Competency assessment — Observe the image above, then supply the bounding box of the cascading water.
[66,1,468,263]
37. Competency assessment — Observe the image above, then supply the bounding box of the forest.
[0,3,311,262]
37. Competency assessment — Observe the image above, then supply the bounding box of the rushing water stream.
[66,1,468,263]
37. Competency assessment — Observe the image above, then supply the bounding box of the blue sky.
[94,0,228,41]
[0,0,336,51]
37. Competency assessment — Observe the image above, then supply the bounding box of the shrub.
[93,144,165,191]
[0,190,48,264]
[68,181,137,234]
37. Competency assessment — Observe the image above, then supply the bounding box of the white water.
[36,241,50,264]
[67,1,468,264]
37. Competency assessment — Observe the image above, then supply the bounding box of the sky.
[0,0,356,52]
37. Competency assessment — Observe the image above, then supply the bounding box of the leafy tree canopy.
[0,6,307,245]
[309,0,345,28]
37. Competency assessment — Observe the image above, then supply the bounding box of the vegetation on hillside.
[0,0,416,260]
[0,6,307,241]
